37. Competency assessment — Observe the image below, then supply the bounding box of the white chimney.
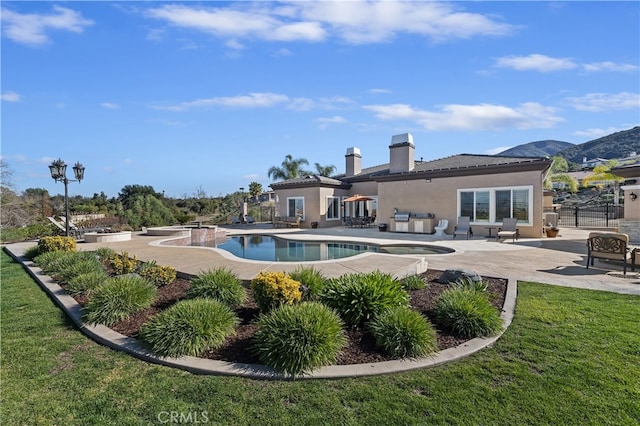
[389,133,415,173]
[345,147,362,177]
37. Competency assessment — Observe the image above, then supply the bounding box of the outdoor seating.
[273,216,301,228]
[586,232,636,276]
[434,219,448,236]
[497,218,520,242]
[453,216,473,239]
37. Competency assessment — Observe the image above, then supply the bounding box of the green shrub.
[434,287,503,338]
[56,257,104,285]
[84,275,157,326]
[320,271,409,327]
[140,299,238,358]
[66,270,109,296]
[135,260,177,287]
[367,306,437,358]
[108,251,139,275]
[289,266,326,301]
[252,302,347,376]
[454,277,488,293]
[0,223,55,243]
[400,274,427,290]
[95,247,116,261]
[250,271,302,312]
[22,245,42,261]
[33,250,70,272]
[186,267,247,307]
[37,236,76,254]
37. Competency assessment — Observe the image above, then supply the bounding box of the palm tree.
[268,155,310,181]
[314,163,336,177]
[582,160,624,205]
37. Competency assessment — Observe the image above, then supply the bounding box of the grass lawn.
[2,250,639,425]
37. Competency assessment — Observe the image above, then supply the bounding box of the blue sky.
[2,1,639,198]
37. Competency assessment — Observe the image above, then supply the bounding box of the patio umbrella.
[343,194,373,202]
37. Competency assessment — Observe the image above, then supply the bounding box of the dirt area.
[90,270,507,365]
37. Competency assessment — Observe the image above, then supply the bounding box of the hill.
[557,126,640,164]
[498,140,574,157]
[497,126,640,163]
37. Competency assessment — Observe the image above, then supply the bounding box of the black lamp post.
[49,158,85,236]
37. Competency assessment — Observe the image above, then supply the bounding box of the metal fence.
[551,203,624,228]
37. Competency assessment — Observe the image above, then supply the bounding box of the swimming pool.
[193,234,453,262]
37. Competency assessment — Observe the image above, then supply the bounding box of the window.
[287,197,304,219]
[326,196,340,220]
[458,186,532,225]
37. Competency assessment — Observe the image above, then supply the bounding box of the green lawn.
[2,250,639,425]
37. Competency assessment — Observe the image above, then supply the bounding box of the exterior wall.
[377,169,546,238]
[621,184,640,221]
[274,187,351,228]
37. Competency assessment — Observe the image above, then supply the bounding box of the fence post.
[574,206,579,227]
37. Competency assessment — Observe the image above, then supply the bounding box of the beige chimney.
[389,133,415,173]
[345,147,362,177]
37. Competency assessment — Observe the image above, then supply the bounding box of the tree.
[22,188,53,219]
[118,185,162,209]
[267,155,309,181]
[582,160,624,205]
[249,181,262,200]
[1,160,29,226]
[314,163,336,177]
[120,194,176,229]
[544,156,577,193]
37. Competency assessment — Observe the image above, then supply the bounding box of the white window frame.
[457,185,533,225]
[326,196,341,221]
[286,197,305,220]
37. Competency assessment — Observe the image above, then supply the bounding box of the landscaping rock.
[437,269,482,284]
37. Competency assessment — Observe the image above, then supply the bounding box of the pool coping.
[4,244,516,380]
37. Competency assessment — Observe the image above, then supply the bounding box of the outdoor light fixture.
[49,158,85,237]
[630,192,638,201]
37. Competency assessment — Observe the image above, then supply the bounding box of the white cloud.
[573,127,628,139]
[1,5,93,46]
[154,92,290,111]
[144,2,514,45]
[272,48,293,57]
[1,91,21,102]
[287,97,315,111]
[566,92,640,112]
[582,61,638,73]
[495,54,577,72]
[369,88,391,95]
[101,102,120,110]
[225,39,245,50]
[364,102,563,131]
[485,146,513,155]
[316,115,347,129]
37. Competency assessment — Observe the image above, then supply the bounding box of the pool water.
[194,235,452,262]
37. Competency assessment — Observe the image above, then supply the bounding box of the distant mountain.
[497,126,640,164]
[556,126,640,164]
[498,140,574,157]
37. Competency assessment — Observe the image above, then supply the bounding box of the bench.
[586,232,636,275]
[273,216,301,228]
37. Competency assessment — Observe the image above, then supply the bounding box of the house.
[270,133,552,238]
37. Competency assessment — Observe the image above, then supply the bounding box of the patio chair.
[497,218,520,242]
[434,219,448,236]
[47,216,67,234]
[453,216,473,239]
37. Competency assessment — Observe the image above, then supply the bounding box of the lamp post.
[49,158,85,236]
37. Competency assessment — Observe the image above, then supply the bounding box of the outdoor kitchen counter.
[390,216,435,234]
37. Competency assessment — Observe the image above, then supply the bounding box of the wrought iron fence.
[549,203,624,228]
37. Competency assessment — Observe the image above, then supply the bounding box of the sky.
[2,1,639,199]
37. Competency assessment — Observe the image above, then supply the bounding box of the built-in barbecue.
[394,212,411,222]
